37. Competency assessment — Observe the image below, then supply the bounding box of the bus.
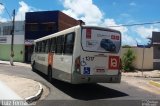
[31,25,121,84]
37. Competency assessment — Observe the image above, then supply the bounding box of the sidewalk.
[122,76,160,95]
[122,70,160,78]
[0,60,31,68]
[122,70,160,94]
[0,74,49,103]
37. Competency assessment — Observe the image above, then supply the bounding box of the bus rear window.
[82,28,121,53]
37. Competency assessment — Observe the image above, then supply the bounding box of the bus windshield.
[82,28,121,53]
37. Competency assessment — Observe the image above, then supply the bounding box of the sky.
[0,0,160,46]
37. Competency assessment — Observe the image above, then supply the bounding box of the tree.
[122,48,136,72]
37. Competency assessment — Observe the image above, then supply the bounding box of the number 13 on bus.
[31,25,122,84]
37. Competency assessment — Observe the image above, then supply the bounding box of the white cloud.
[61,0,137,45]
[0,4,5,14]
[102,19,137,45]
[62,0,103,25]
[129,2,136,6]
[103,19,128,33]
[0,4,7,22]
[61,0,128,31]
[135,38,142,44]
[122,34,137,46]
[15,1,31,20]
[15,1,39,21]
[0,1,39,21]
[135,26,159,38]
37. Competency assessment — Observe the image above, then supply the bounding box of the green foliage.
[122,48,136,72]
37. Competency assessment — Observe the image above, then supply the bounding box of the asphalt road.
[0,64,160,106]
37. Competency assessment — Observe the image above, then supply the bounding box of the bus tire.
[48,67,52,82]
[32,62,36,72]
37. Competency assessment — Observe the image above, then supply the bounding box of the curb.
[149,80,160,88]
[25,82,43,103]
[122,74,160,78]
[0,60,31,68]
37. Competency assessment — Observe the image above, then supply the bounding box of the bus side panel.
[34,53,48,75]
[52,54,72,82]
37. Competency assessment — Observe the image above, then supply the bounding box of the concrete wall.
[0,44,24,62]
[121,47,153,70]
[0,21,25,62]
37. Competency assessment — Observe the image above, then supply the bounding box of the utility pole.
[10,9,15,66]
[141,45,145,76]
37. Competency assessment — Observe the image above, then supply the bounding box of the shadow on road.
[51,79,128,100]
[36,71,128,100]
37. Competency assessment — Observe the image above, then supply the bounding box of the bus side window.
[42,40,46,53]
[56,35,64,54]
[34,43,37,53]
[39,41,42,53]
[64,33,75,54]
[45,39,51,53]
[37,42,40,53]
[51,38,56,53]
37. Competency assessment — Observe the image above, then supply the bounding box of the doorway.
[25,45,34,63]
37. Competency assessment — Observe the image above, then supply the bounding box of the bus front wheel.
[48,67,52,82]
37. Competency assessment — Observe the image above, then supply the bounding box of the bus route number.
[86,56,94,61]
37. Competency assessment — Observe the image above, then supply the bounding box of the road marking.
[149,80,160,88]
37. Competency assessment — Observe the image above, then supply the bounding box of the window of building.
[64,33,75,54]
[42,22,57,32]
[3,26,12,35]
[56,35,64,54]
[26,23,38,31]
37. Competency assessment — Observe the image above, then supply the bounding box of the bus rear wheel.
[48,67,52,82]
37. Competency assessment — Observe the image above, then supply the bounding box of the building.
[0,21,25,62]
[25,10,84,62]
[152,32,160,69]
[0,11,84,62]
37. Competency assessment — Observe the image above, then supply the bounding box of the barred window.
[3,26,12,35]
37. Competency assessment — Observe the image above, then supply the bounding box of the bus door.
[81,28,121,76]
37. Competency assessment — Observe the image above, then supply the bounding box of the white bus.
[31,25,121,84]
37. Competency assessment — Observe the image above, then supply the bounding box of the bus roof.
[34,25,121,42]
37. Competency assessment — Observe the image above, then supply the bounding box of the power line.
[107,21,160,27]
[0,3,12,20]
